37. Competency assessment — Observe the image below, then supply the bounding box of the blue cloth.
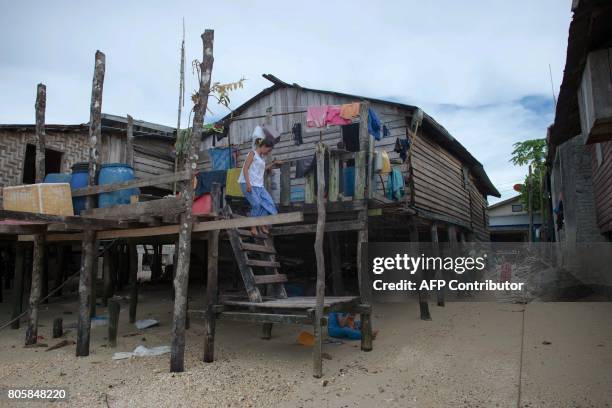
[368,108,382,141]
[195,170,226,197]
[386,168,405,201]
[208,147,235,170]
[239,183,278,217]
[328,313,361,340]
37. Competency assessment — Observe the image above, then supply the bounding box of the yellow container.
[3,183,74,216]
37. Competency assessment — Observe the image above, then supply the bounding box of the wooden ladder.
[225,209,288,303]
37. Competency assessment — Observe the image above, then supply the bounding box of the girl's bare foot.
[250,226,258,236]
[260,226,270,235]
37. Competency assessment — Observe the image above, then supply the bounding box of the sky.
[0,0,572,203]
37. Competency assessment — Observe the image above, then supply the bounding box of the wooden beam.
[271,219,363,236]
[128,241,138,323]
[77,49,105,358]
[81,198,184,220]
[313,142,326,378]
[215,311,312,325]
[171,29,214,374]
[204,229,219,362]
[25,235,44,345]
[35,83,46,184]
[0,225,46,235]
[71,171,191,197]
[0,210,123,230]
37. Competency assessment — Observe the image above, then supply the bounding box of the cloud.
[0,0,571,203]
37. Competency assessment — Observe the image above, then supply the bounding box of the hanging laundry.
[195,170,227,197]
[379,151,391,174]
[225,168,244,197]
[383,125,390,138]
[295,155,316,178]
[292,123,303,145]
[340,102,360,119]
[208,147,235,170]
[307,106,328,128]
[368,108,382,140]
[262,123,282,145]
[394,137,411,163]
[386,168,405,201]
[326,105,352,126]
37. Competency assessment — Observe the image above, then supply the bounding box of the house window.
[511,204,523,212]
[341,123,360,152]
[22,144,63,184]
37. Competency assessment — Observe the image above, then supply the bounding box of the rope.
[0,239,118,331]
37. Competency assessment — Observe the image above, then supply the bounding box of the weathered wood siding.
[591,141,612,234]
[199,87,491,237]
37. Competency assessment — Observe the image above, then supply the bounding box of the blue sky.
[0,0,571,203]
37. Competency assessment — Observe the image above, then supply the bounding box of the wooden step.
[246,259,281,268]
[240,242,276,254]
[254,274,288,285]
[236,229,268,239]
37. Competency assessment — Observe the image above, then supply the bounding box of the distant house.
[0,114,176,203]
[488,196,541,242]
[546,0,612,243]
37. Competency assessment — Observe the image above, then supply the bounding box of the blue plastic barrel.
[44,173,72,183]
[70,162,89,215]
[343,167,355,197]
[98,163,139,208]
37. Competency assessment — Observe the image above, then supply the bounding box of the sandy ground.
[0,287,611,407]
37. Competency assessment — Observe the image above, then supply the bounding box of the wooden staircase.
[225,213,288,303]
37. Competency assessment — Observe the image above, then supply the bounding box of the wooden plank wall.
[591,141,612,234]
[199,87,491,238]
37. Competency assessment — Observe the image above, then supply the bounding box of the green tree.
[510,138,547,212]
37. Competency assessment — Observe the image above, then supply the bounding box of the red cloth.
[325,105,351,126]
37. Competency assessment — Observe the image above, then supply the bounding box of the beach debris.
[112,345,171,360]
[135,319,159,330]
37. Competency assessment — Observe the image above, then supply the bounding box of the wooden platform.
[221,296,361,312]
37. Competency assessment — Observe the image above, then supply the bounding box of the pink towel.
[326,105,351,126]
[307,105,328,128]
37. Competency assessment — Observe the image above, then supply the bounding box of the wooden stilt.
[430,222,444,307]
[25,235,44,345]
[203,229,219,362]
[90,250,97,318]
[53,317,63,338]
[360,311,373,351]
[77,50,105,357]
[108,299,119,348]
[11,244,25,330]
[170,30,214,373]
[312,142,326,378]
[409,220,431,320]
[261,323,273,340]
[128,242,138,324]
[102,249,112,307]
[328,232,344,296]
[41,245,48,304]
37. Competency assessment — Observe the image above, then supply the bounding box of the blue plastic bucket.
[44,173,71,184]
[343,167,355,197]
[98,163,139,208]
[70,163,89,215]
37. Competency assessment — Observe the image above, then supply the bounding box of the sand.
[1,287,611,407]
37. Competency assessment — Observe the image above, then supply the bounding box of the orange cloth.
[340,102,360,119]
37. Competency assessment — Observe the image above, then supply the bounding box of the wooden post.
[430,222,444,307]
[304,172,315,204]
[410,220,431,320]
[53,317,63,338]
[203,229,219,363]
[360,310,373,351]
[128,241,138,324]
[35,83,46,183]
[328,232,344,295]
[126,115,134,167]
[25,235,44,345]
[108,299,120,348]
[354,151,366,200]
[280,161,291,206]
[312,142,326,378]
[328,156,340,202]
[77,50,105,357]
[11,245,25,329]
[102,249,112,307]
[170,29,214,373]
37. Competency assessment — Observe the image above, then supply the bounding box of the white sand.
[1,288,611,407]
